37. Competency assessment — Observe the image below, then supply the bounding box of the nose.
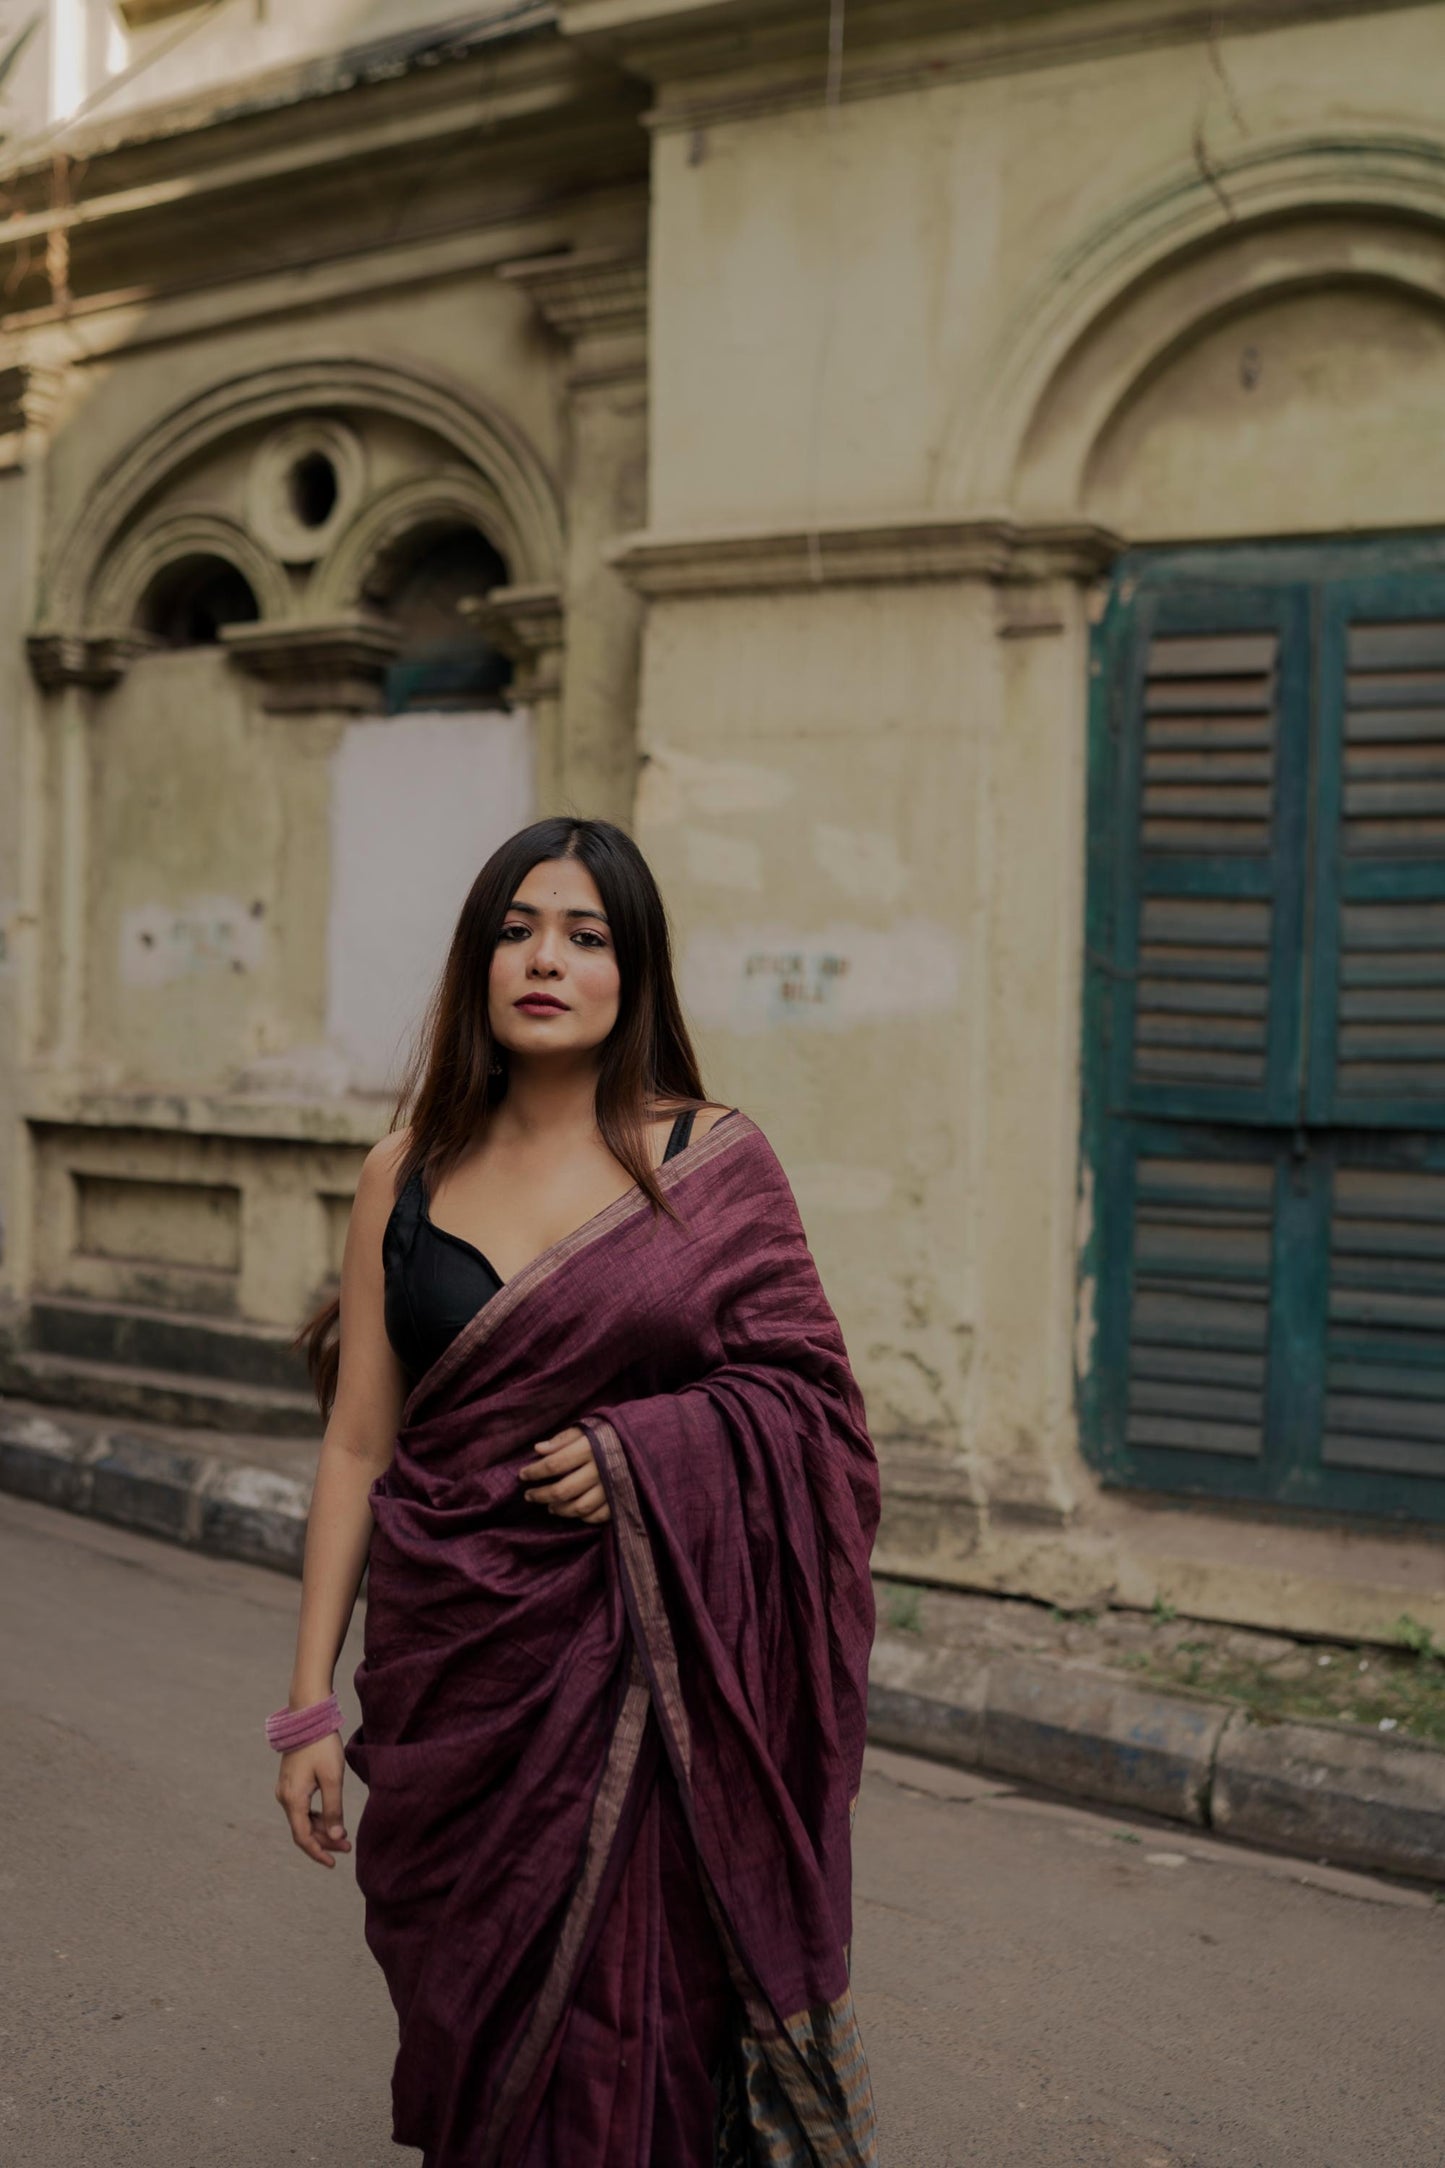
[528,923,565,977]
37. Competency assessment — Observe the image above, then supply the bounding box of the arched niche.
[1083,276,1445,539]
[92,510,290,637]
[969,134,1445,521]
[39,353,565,635]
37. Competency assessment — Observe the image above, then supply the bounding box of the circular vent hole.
[288,450,339,530]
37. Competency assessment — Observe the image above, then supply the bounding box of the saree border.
[588,1421,880,2168]
[404,1106,756,1425]
[480,1648,653,2168]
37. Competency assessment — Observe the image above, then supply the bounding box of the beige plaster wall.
[648,5,1445,530]
[635,1,1445,1612]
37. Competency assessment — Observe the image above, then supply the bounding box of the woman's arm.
[276,1131,408,1867]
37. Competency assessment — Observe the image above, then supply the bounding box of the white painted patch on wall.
[684,828,765,891]
[120,897,267,987]
[788,1161,895,1217]
[638,746,795,825]
[326,708,533,1093]
[811,823,908,905]
[682,920,962,1034]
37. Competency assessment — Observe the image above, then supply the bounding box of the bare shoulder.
[356,1128,411,1211]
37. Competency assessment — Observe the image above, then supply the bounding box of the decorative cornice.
[500,246,648,387]
[0,362,66,439]
[608,517,1123,596]
[27,629,155,690]
[467,582,567,698]
[221,616,401,714]
[559,0,1442,132]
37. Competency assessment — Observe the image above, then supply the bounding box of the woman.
[269,816,881,2168]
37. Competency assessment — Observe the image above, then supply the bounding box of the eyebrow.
[505,899,610,924]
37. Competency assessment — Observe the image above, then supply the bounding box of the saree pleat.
[346,1114,881,2167]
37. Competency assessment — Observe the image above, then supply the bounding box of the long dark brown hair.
[298,817,708,1416]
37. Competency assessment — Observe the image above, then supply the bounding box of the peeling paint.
[119,897,266,988]
[1075,1159,1097,1383]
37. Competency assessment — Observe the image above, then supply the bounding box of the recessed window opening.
[382,527,514,713]
[289,450,339,530]
[140,556,261,648]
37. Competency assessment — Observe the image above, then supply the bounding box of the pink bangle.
[265,1692,342,1753]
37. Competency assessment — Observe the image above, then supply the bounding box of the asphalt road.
[2,1492,1442,2168]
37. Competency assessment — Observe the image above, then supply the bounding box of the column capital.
[0,363,68,469]
[499,248,648,390]
[466,583,567,701]
[222,615,401,714]
[27,628,154,691]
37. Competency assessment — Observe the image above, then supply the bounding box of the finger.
[318,1768,349,1847]
[278,1782,333,1866]
[554,1483,607,1519]
[519,1448,593,1482]
[581,1500,612,1524]
[309,1809,351,1855]
[535,1426,585,1454]
[534,1463,597,1504]
[530,1437,592,1476]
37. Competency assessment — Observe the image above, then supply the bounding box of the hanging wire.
[804,0,846,587]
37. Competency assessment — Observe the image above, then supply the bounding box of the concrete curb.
[867,1626,1445,1885]
[0,1406,307,1575]
[4,1400,1442,1885]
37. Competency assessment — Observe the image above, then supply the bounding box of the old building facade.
[2,0,1442,1640]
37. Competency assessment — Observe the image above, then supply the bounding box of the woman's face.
[488,857,622,1064]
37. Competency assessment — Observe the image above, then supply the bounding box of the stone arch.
[312,471,517,615]
[40,354,565,634]
[92,509,292,631]
[960,132,1445,516]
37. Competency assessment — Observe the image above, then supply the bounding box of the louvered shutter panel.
[1111,590,1310,1129]
[1307,578,1445,1495]
[1124,1149,1274,1466]
[1309,586,1445,1128]
[1322,1158,1445,1487]
[1101,589,1309,1486]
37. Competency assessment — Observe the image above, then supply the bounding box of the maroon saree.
[346,1111,881,2167]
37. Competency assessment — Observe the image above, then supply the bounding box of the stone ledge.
[1212,1710,1445,1884]
[0,1401,308,1576]
[867,1624,1445,1885]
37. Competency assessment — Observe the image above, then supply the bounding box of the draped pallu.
[346,1113,882,2168]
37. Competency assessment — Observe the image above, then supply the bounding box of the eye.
[572,928,608,948]
[498,922,529,942]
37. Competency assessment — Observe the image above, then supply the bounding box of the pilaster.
[501,246,650,823]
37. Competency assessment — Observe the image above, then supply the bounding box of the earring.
[488,1049,504,1079]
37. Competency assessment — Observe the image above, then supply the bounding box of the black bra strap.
[664,1106,697,1161]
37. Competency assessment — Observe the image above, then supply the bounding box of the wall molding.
[558,0,1442,133]
[608,516,1122,596]
[500,245,649,388]
[221,616,401,714]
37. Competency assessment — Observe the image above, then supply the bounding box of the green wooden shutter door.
[1086,549,1445,1522]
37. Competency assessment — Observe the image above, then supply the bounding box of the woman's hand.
[275,1730,352,1868]
[518,1425,612,1524]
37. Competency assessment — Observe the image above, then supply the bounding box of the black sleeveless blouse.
[383,1107,698,1386]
